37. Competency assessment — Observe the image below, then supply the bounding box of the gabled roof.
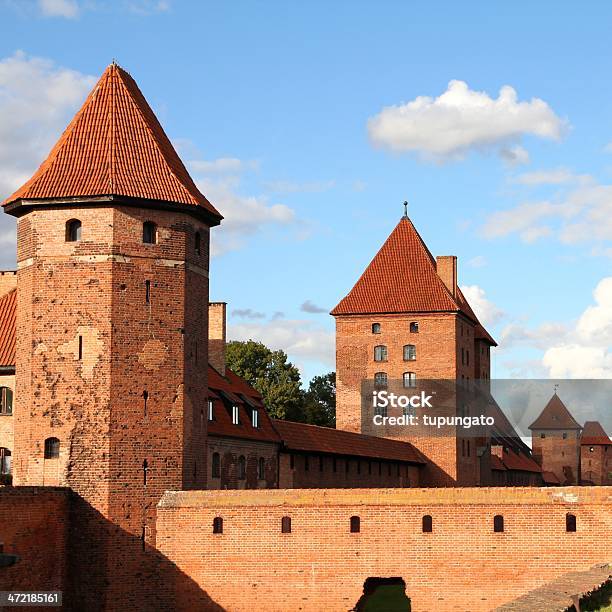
[207,365,280,444]
[528,394,582,431]
[499,448,542,473]
[3,63,221,224]
[272,419,427,464]
[330,216,497,345]
[0,289,16,368]
[581,421,612,446]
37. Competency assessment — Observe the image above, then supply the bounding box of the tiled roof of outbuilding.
[0,289,16,368]
[272,419,427,464]
[3,63,221,224]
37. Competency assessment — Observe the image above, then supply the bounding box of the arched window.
[44,437,60,459]
[403,344,416,361]
[142,221,157,244]
[213,517,223,534]
[212,452,220,478]
[422,515,433,533]
[350,516,360,533]
[0,387,13,415]
[566,513,577,532]
[493,515,504,533]
[281,516,292,533]
[374,372,388,388]
[374,345,387,362]
[258,457,265,480]
[0,448,11,475]
[195,231,201,255]
[372,323,381,334]
[65,219,81,242]
[403,372,416,388]
[238,455,246,480]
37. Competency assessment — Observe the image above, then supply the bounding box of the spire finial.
[403,200,408,218]
[553,383,559,395]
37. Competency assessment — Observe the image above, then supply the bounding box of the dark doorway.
[353,577,410,611]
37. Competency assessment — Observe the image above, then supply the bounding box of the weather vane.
[553,383,559,394]
[403,200,408,218]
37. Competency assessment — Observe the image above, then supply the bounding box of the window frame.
[374,345,388,362]
[65,219,82,242]
[371,323,381,334]
[142,221,158,245]
[374,372,388,389]
[0,387,13,415]
[238,455,246,480]
[403,344,416,361]
[409,321,419,333]
[403,372,417,388]
[44,437,60,459]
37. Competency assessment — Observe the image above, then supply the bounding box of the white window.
[208,400,214,421]
[403,372,416,388]
[374,372,388,388]
[374,345,387,362]
[232,405,240,425]
[403,344,416,361]
[252,409,259,428]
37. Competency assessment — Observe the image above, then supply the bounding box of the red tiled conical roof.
[3,63,221,224]
[581,421,611,446]
[528,394,582,430]
[0,289,16,368]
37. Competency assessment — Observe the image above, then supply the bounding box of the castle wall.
[156,486,612,612]
[532,429,581,485]
[0,487,69,596]
[581,444,611,485]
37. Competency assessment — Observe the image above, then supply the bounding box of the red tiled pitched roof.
[581,421,612,446]
[0,289,16,368]
[207,365,280,443]
[272,419,427,464]
[542,470,561,485]
[330,216,497,345]
[3,63,222,224]
[528,394,582,431]
[500,448,542,473]
[490,454,507,471]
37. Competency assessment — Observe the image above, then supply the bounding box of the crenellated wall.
[156,486,612,612]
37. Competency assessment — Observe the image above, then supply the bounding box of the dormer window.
[66,219,81,242]
[410,322,419,333]
[143,221,157,244]
[208,400,214,421]
[372,323,381,334]
[251,408,259,428]
[232,405,240,425]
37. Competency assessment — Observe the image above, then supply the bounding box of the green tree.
[225,340,304,420]
[303,372,336,428]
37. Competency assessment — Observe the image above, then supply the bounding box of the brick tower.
[2,63,222,609]
[529,393,582,485]
[331,213,496,485]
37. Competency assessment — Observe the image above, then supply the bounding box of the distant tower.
[529,393,582,485]
[331,213,496,486]
[2,63,222,608]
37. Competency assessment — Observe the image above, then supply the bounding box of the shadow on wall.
[353,577,410,612]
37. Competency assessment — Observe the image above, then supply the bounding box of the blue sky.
[1,0,611,384]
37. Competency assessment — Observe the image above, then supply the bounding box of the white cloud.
[38,0,79,18]
[189,157,259,174]
[460,284,504,327]
[500,145,530,166]
[263,179,335,194]
[228,318,335,368]
[543,345,612,378]
[513,167,580,186]
[367,80,566,162]
[231,308,266,320]
[126,0,170,14]
[467,255,486,268]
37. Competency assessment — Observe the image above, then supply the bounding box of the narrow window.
[403,344,416,361]
[350,516,360,533]
[562,432,567,439]
[258,457,265,480]
[403,372,416,388]
[232,405,240,425]
[461,347,465,365]
[143,221,157,244]
[143,459,148,486]
[345,459,350,474]
[374,345,387,362]
[357,460,361,475]
[195,231,201,256]
[388,463,391,476]
[142,390,149,416]
[0,448,12,475]
[281,516,291,534]
[78,335,83,360]
[65,219,81,242]
[208,400,214,421]
[213,517,223,534]
[372,323,381,334]
[396,463,400,476]
[566,513,577,532]
[212,452,220,478]
[466,440,470,457]
[368,461,372,475]
[0,387,13,415]
[374,372,388,388]
[466,350,470,366]
[410,321,419,333]
[251,408,259,428]
[145,280,151,304]
[200,409,204,429]
[238,455,246,480]
[494,515,504,533]
[422,515,433,533]
[541,433,545,439]
[44,437,60,459]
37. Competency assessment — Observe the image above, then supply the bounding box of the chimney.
[0,271,17,299]
[208,302,227,375]
[436,256,457,298]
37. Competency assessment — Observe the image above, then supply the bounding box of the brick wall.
[0,271,16,298]
[0,487,69,596]
[279,451,420,488]
[207,436,279,489]
[157,486,612,612]
[208,302,226,375]
[0,373,14,453]
[532,429,581,484]
[582,444,612,485]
